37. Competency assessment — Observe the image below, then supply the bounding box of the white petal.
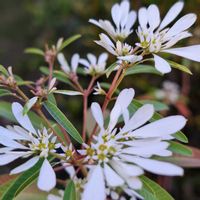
[159,2,184,30]
[104,163,124,187]
[162,45,200,62]
[120,104,154,134]
[119,0,130,27]
[98,53,108,66]
[125,11,137,30]
[71,53,80,73]
[87,53,97,65]
[126,177,142,190]
[111,3,120,28]
[53,90,82,96]
[138,7,148,28]
[23,97,38,115]
[129,115,186,138]
[147,4,160,30]
[10,156,39,174]
[79,59,90,68]
[153,54,171,74]
[82,165,106,200]
[89,19,102,28]
[37,159,56,191]
[165,13,197,39]
[118,55,143,63]
[12,102,36,134]
[57,53,70,73]
[0,153,27,166]
[91,103,104,129]
[121,155,184,176]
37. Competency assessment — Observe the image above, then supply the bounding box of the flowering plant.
[0,1,199,200]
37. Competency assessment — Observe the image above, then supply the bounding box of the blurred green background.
[0,0,200,199]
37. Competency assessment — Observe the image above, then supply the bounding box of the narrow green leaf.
[23,97,38,116]
[1,158,45,200]
[58,34,81,51]
[48,93,57,106]
[0,65,8,76]
[139,100,169,111]
[172,132,188,143]
[105,62,117,78]
[44,101,83,144]
[140,176,174,200]
[126,65,162,76]
[40,67,71,85]
[17,81,34,86]
[64,180,76,200]
[166,60,192,75]
[24,48,44,56]
[0,89,13,97]
[168,141,192,156]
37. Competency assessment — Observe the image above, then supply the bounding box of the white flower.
[136,2,200,74]
[93,82,106,95]
[95,33,142,63]
[60,143,74,160]
[89,0,136,41]
[81,88,186,200]
[0,102,61,191]
[57,53,80,74]
[79,53,108,75]
[155,81,180,104]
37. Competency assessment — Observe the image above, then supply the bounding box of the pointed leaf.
[0,65,9,76]
[44,101,83,144]
[105,62,118,78]
[64,180,76,200]
[0,89,13,97]
[168,141,192,156]
[24,48,44,56]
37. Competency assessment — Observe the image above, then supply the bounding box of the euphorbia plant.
[0,1,200,200]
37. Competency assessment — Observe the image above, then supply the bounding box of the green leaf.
[1,158,46,200]
[105,62,117,78]
[58,34,81,51]
[129,99,188,143]
[100,82,120,95]
[48,93,57,105]
[126,65,162,76]
[44,101,83,144]
[140,176,174,200]
[168,141,192,156]
[64,180,76,200]
[0,64,8,76]
[166,60,192,75]
[0,89,13,97]
[17,81,34,86]
[139,100,169,111]
[23,97,38,116]
[24,48,44,56]
[40,67,71,85]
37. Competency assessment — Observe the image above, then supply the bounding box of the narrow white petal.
[98,53,108,66]
[87,53,97,65]
[37,159,56,191]
[165,13,197,38]
[153,54,171,74]
[82,165,106,200]
[10,156,39,174]
[71,53,80,73]
[53,90,82,96]
[125,11,137,30]
[111,4,120,28]
[129,115,186,138]
[91,102,104,129]
[57,53,70,73]
[0,153,27,166]
[12,102,36,134]
[104,163,124,187]
[138,7,148,28]
[147,4,160,30]
[89,19,102,28]
[121,155,184,176]
[159,2,184,30]
[79,59,90,68]
[126,177,142,190]
[118,55,143,63]
[119,0,130,27]
[120,104,154,134]
[162,45,200,62]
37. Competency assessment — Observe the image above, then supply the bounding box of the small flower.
[81,88,186,200]
[95,33,142,63]
[89,0,136,41]
[79,53,108,76]
[93,82,106,95]
[0,102,61,191]
[136,2,200,74]
[57,53,80,74]
[60,143,74,160]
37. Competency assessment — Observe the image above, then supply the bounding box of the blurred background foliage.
[0,0,200,199]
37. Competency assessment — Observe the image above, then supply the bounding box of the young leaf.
[23,97,38,116]
[58,34,81,51]
[24,48,44,56]
[0,64,9,76]
[168,141,192,156]
[0,89,13,97]
[166,60,192,75]
[139,100,169,111]
[125,65,162,76]
[140,176,174,200]
[54,90,83,96]
[64,180,77,200]
[48,93,57,106]
[44,101,83,144]
[105,62,118,78]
